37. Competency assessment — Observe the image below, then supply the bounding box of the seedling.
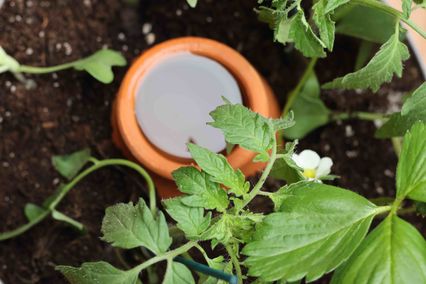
[0,47,126,84]
[47,103,425,283]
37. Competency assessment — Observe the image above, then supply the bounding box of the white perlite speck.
[142,23,152,35]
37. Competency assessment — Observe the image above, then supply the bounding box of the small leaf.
[73,49,126,84]
[243,182,384,282]
[52,149,91,180]
[172,167,229,212]
[52,210,84,231]
[283,73,330,139]
[402,83,426,115]
[209,104,274,154]
[24,203,47,222]
[403,0,413,18]
[187,144,249,197]
[56,261,139,284]
[272,111,295,131]
[186,0,197,8]
[323,32,410,92]
[270,141,304,183]
[331,215,426,284]
[163,261,195,284]
[396,122,426,202]
[313,0,335,51]
[163,198,211,239]
[101,198,172,254]
[0,46,20,73]
[289,11,326,58]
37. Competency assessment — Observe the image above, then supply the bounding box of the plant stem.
[257,190,272,197]
[131,241,197,273]
[225,245,243,284]
[17,61,78,74]
[50,159,157,214]
[239,137,277,211]
[282,57,318,116]
[0,159,156,241]
[331,111,387,122]
[352,0,426,39]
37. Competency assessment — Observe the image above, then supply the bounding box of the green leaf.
[323,32,410,92]
[186,0,197,8]
[73,49,126,84]
[24,203,47,222]
[187,144,248,196]
[325,0,351,13]
[0,46,20,73]
[56,261,139,284]
[52,149,91,180]
[101,198,172,254]
[313,0,335,51]
[403,0,412,18]
[270,141,304,183]
[396,122,426,202]
[163,261,195,284]
[209,104,274,154]
[289,11,326,58]
[272,111,295,131]
[163,198,211,239]
[243,182,384,282]
[402,83,426,115]
[172,167,229,212]
[268,181,308,211]
[283,73,330,139]
[331,215,426,284]
[52,210,84,231]
[335,5,396,44]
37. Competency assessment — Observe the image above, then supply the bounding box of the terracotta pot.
[112,37,280,199]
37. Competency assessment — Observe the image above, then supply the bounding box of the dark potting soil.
[0,0,424,283]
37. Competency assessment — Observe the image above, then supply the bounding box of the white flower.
[292,149,333,181]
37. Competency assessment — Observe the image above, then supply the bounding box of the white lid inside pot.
[135,52,242,159]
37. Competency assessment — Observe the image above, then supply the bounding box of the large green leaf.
[172,167,229,212]
[163,261,195,284]
[331,215,426,284]
[335,5,396,44]
[396,122,426,202]
[187,144,248,196]
[283,73,330,139]
[243,182,386,282]
[376,83,426,138]
[163,198,211,239]
[52,149,91,180]
[323,33,410,92]
[101,199,172,254]
[209,104,274,154]
[56,261,139,284]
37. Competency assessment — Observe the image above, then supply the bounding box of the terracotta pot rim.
[116,37,272,179]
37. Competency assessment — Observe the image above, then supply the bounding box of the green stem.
[0,158,156,241]
[225,245,243,284]
[331,111,387,122]
[257,191,272,197]
[352,0,426,39]
[17,61,78,74]
[391,197,404,215]
[239,137,277,211]
[131,241,197,273]
[282,57,318,116]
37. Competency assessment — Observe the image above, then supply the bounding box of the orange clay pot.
[112,37,280,199]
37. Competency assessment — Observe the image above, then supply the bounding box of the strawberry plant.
[46,103,425,283]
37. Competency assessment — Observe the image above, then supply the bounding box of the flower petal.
[296,150,321,169]
[316,157,333,177]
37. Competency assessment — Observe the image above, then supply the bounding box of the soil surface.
[0,0,424,283]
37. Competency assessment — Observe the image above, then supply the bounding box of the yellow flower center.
[303,169,316,179]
